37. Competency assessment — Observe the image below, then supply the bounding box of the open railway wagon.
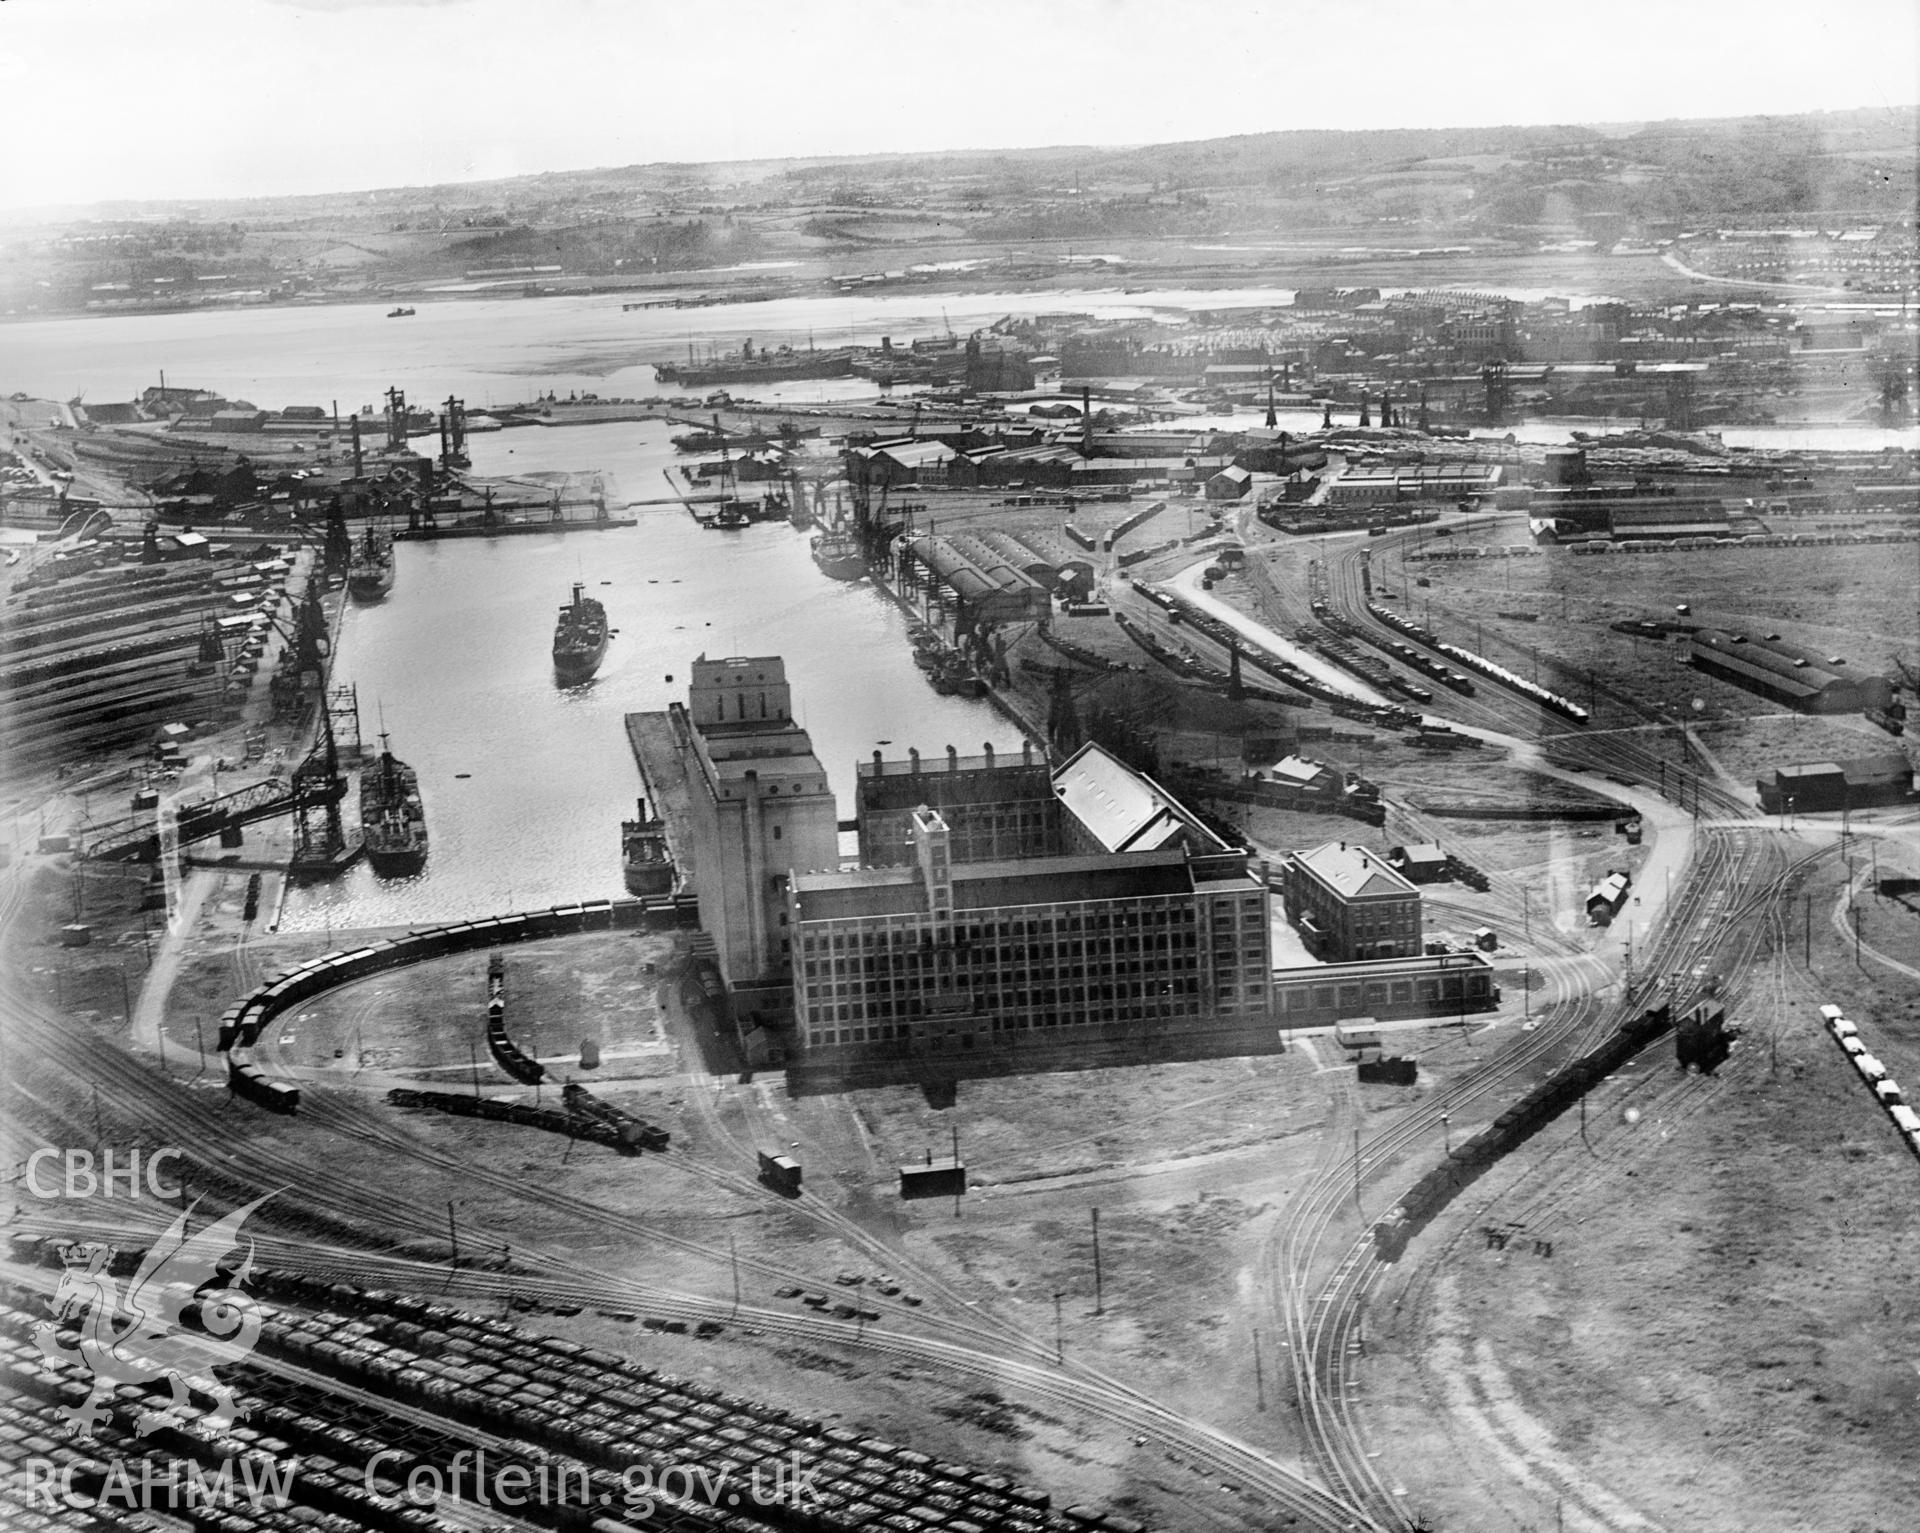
[384,1085,667,1152]
[1373,1003,1673,1260]
[1367,598,1591,723]
[215,899,659,1111]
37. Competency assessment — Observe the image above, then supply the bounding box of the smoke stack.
[983,742,994,770]
[1081,386,1092,450]
[946,745,958,771]
[872,749,884,772]
[909,747,920,775]
[1022,739,1033,767]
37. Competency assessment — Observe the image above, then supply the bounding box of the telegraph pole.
[1091,1208,1104,1315]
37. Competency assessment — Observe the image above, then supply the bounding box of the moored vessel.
[621,798,675,896]
[810,527,866,580]
[360,733,427,876]
[552,581,610,682]
[347,523,394,601]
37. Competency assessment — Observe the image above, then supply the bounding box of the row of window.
[805,953,1204,997]
[806,975,1207,1023]
[799,904,1197,955]
[805,997,1207,1048]
[1272,974,1488,1010]
[801,933,1204,980]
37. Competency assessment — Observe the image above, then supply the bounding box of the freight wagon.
[1373,1004,1671,1260]
[757,1150,803,1196]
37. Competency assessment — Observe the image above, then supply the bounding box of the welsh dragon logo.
[32,1193,272,1440]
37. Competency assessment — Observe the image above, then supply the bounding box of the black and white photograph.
[2,3,1917,1529]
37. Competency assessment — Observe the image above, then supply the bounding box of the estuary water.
[278,417,1024,933]
[4,290,1910,930]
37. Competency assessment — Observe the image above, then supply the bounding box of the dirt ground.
[1400,528,1917,786]
[1364,838,1920,1533]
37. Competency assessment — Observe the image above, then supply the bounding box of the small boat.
[346,523,394,601]
[387,306,416,318]
[553,581,610,682]
[810,527,866,581]
[361,733,427,876]
[621,798,675,896]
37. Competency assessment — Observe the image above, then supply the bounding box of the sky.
[0,0,1914,210]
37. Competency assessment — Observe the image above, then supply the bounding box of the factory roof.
[870,440,956,470]
[1052,741,1227,855]
[1689,629,1850,693]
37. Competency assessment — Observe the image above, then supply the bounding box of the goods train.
[1137,583,1422,729]
[485,950,547,1085]
[1821,1003,1920,1161]
[1367,600,1591,724]
[386,1086,668,1152]
[5,1249,1096,1533]
[1373,1003,1673,1260]
[217,895,693,1112]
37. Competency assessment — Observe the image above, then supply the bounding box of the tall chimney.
[983,742,994,770]
[1081,386,1092,451]
[909,747,920,775]
[946,745,958,771]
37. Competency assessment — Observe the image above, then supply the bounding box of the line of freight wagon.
[1110,609,1312,711]
[1136,583,1422,729]
[1315,599,1461,698]
[1366,600,1590,724]
[6,1251,1151,1533]
[385,1084,668,1152]
[1301,602,1437,705]
[1373,1002,1673,1261]
[1821,1003,1920,1161]
[218,894,696,1114]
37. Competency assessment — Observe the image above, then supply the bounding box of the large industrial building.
[897,532,1057,631]
[788,742,1272,1081]
[670,656,841,1000]
[662,660,1499,1090]
[1686,630,1894,714]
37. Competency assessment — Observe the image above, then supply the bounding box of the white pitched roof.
[1053,742,1209,853]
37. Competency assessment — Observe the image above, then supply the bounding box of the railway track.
[3,918,1386,1533]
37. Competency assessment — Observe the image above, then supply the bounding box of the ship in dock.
[347,523,394,601]
[621,797,675,895]
[552,581,610,682]
[655,344,854,388]
[360,733,427,876]
[810,526,866,580]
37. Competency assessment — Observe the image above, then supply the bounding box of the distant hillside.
[2,106,1909,315]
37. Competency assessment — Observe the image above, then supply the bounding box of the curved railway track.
[0,907,1384,1533]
